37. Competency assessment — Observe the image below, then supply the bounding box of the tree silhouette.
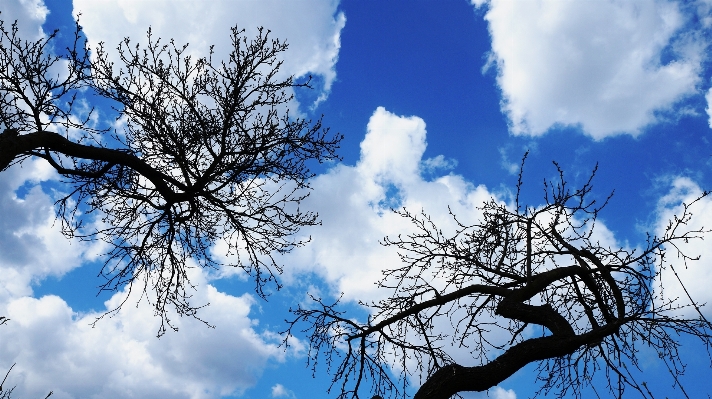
[288,159,712,399]
[0,18,340,334]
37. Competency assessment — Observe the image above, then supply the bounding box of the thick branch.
[0,129,187,202]
[496,298,574,337]
[414,324,620,399]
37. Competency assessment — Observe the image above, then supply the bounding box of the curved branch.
[414,324,621,399]
[496,298,574,337]
[0,129,187,201]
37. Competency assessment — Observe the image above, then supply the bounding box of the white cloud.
[478,0,706,139]
[286,106,621,307]
[271,383,295,398]
[470,0,488,8]
[421,154,458,174]
[0,268,287,399]
[360,107,427,186]
[72,0,345,109]
[697,0,712,28]
[653,177,712,318]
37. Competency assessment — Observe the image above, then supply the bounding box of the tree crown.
[0,18,341,335]
[288,159,712,399]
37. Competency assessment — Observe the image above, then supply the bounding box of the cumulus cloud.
[273,108,494,380]
[72,0,345,109]
[269,109,507,392]
[458,386,517,399]
[281,107,496,303]
[478,0,707,139]
[653,177,712,318]
[0,267,288,399]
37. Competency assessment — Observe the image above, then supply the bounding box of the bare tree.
[287,159,712,399]
[0,18,341,334]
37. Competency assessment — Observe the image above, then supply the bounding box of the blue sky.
[2,0,712,398]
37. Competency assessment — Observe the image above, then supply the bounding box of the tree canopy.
[288,159,712,399]
[0,18,341,334]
